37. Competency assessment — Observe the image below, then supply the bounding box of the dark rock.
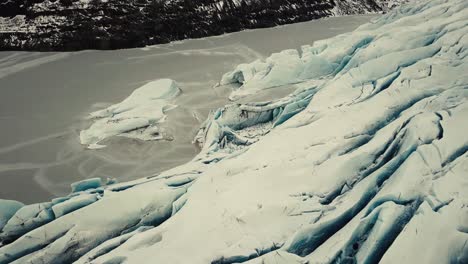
[0,0,408,51]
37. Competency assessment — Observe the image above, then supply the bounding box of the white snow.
[80,78,181,149]
[1,0,467,263]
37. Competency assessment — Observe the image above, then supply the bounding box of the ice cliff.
[1,0,467,263]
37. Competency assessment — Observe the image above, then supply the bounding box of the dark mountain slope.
[0,0,408,51]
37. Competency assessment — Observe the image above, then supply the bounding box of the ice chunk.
[0,178,189,263]
[219,33,375,100]
[71,177,102,193]
[80,79,181,149]
[194,85,318,162]
[0,200,24,232]
[220,49,304,100]
[51,193,99,218]
[0,202,54,243]
[0,178,103,244]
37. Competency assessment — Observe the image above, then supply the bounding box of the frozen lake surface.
[0,15,376,203]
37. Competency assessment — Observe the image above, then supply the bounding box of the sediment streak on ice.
[1,0,468,263]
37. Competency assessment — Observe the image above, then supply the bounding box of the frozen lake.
[0,15,377,203]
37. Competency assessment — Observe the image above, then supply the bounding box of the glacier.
[1,0,468,263]
[80,78,181,149]
[0,200,23,234]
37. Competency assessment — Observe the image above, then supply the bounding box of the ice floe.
[1,0,467,263]
[80,78,181,149]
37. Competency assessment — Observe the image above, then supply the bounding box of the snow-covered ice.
[0,200,24,233]
[220,49,305,100]
[80,79,181,149]
[1,0,468,263]
[70,178,102,193]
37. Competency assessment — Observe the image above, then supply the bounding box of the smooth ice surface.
[70,177,102,193]
[1,0,468,263]
[0,15,375,203]
[80,79,181,149]
[51,193,99,218]
[0,200,23,232]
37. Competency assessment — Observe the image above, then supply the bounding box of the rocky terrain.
[0,0,407,51]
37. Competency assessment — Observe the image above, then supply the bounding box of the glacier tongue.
[79,78,181,149]
[1,0,468,263]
